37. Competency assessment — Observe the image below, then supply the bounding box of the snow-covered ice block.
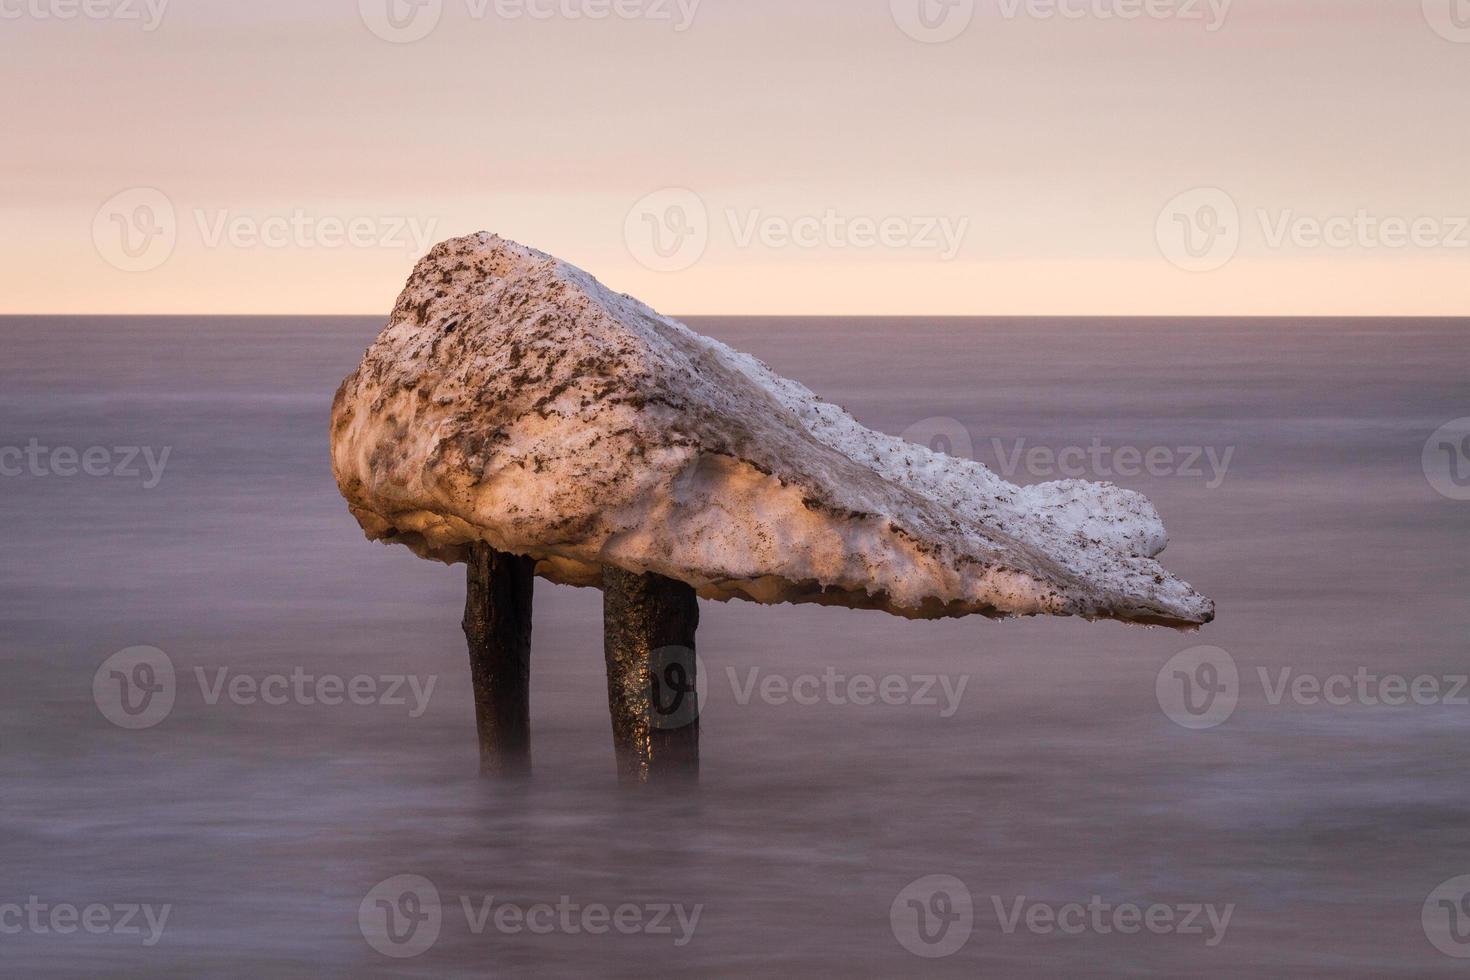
[332,234,1214,628]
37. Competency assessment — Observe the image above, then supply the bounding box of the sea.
[1,315,1466,977]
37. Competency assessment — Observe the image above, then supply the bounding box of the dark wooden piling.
[462,543,536,777]
[602,567,701,784]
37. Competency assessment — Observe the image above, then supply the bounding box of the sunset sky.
[4,0,1467,315]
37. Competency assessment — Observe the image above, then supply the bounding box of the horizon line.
[3,313,1469,321]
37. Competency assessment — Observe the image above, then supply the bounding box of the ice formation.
[331,234,1214,628]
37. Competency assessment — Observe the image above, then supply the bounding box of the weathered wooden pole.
[603,567,700,784]
[462,543,535,777]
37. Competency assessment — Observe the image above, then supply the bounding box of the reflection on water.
[1,316,1467,977]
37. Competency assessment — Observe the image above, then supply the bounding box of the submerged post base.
[603,567,700,784]
[463,543,535,777]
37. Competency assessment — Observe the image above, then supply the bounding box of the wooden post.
[462,543,535,777]
[603,567,700,784]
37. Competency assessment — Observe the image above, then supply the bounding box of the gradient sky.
[3,0,1467,315]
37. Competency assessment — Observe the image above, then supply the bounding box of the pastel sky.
[3,0,1467,315]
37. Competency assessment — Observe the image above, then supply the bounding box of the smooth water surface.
[1,316,1466,977]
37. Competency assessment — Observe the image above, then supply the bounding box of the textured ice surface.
[332,234,1214,628]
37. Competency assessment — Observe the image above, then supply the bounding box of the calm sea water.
[1,316,1467,977]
